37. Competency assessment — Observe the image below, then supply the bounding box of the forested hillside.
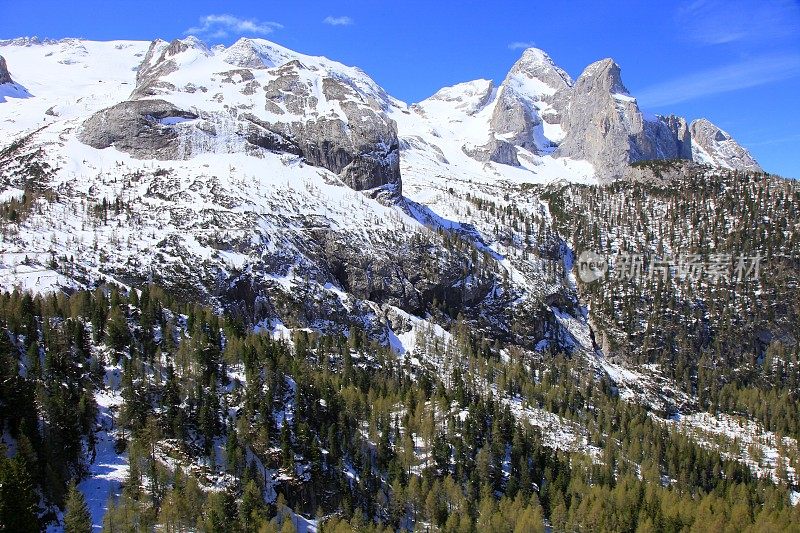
[1,280,798,531]
[546,167,800,436]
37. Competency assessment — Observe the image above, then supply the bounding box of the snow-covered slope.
[690,117,763,172]
[0,35,768,373]
[0,38,149,131]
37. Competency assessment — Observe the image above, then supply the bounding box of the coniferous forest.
[1,252,799,531]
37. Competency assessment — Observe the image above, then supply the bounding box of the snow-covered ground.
[668,411,798,487]
[78,366,128,531]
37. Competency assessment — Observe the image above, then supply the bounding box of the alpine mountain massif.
[0,36,798,531]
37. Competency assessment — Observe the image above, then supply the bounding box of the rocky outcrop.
[0,56,12,84]
[690,118,762,172]
[659,115,693,160]
[258,114,401,194]
[78,99,198,159]
[488,86,541,152]
[555,59,688,181]
[462,138,520,166]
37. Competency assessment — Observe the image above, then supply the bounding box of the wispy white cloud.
[636,54,800,107]
[508,41,537,50]
[323,16,354,26]
[186,14,283,39]
[677,0,800,46]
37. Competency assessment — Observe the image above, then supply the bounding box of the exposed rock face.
[78,99,199,159]
[659,115,693,160]
[502,48,571,125]
[690,118,762,172]
[555,59,684,181]
[317,229,497,318]
[486,49,572,156]
[0,56,13,84]
[239,64,402,194]
[556,59,637,180]
[488,87,541,152]
[266,114,401,193]
[79,38,402,195]
[462,138,520,166]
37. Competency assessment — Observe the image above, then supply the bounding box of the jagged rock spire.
[0,55,13,85]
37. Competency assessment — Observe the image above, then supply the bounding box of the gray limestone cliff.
[79,38,402,196]
[690,118,762,172]
[486,48,572,156]
[556,59,688,181]
[0,56,12,85]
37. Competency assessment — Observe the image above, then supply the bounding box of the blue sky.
[2,0,799,178]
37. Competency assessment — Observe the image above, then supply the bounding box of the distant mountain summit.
[431,47,760,182]
[0,37,761,188]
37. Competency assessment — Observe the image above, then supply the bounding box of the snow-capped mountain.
[0,36,759,187]
[0,35,768,373]
[1,36,798,531]
[0,37,774,388]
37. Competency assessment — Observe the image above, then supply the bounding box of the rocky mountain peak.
[689,118,762,172]
[0,55,13,84]
[163,36,209,58]
[221,38,294,70]
[575,58,628,96]
[556,57,672,181]
[424,79,495,117]
[692,118,728,141]
[658,114,693,160]
[506,47,573,92]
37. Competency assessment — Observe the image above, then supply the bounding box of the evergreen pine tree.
[0,453,39,533]
[63,481,92,533]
